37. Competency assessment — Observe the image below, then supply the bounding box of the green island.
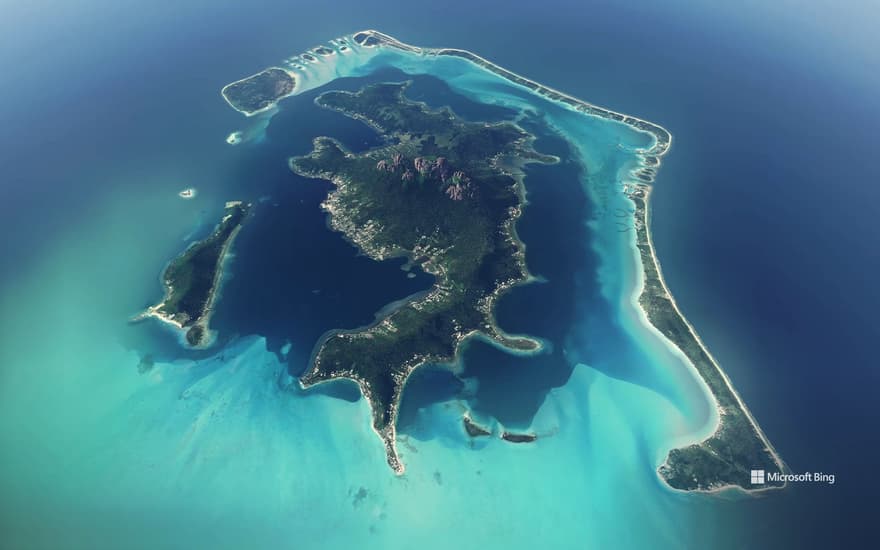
[140,201,250,348]
[290,81,555,473]
[221,67,296,116]
[628,184,786,491]
[462,415,492,437]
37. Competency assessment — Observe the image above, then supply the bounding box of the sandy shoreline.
[630,184,787,493]
[220,69,297,117]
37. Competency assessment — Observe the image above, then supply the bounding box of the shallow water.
[2,2,877,548]
[0,35,724,549]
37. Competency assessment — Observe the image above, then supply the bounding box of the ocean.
[1,1,877,548]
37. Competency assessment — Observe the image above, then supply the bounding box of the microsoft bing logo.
[750,469,765,485]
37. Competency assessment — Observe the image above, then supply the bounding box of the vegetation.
[155,202,250,347]
[291,81,553,471]
[221,68,295,114]
[630,189,784,490]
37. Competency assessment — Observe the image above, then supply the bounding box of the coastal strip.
[629,184,788,491]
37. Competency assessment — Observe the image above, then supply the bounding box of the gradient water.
[1,1,877,548]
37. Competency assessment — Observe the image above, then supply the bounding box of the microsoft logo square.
[750,469,765,484]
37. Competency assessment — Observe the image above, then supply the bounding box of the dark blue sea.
[1,1,877,548]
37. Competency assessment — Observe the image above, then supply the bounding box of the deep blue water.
[1,0,878,547]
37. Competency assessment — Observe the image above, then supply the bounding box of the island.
[139,201,250,347]
[222,29,786,492]
[463,415,491,437]
[501,432,538,444]
[221,68,296,116]
[178,187,196,199]
[290,81,554,473]
[629,184,786,491]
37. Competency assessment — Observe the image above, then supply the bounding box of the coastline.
[134,202,250,349]
[301,324,547,474]
[628,184,788,492]
[361,30,670,159]
[220,68,297,117]
[222,29,783,491]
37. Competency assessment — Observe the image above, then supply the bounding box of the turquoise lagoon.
[0,32,739,549]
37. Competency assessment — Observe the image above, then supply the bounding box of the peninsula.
[140,201,250,347]
[290,81,553,473]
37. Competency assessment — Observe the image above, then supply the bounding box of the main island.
[290,81,553,473]
[220,29,786,492]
